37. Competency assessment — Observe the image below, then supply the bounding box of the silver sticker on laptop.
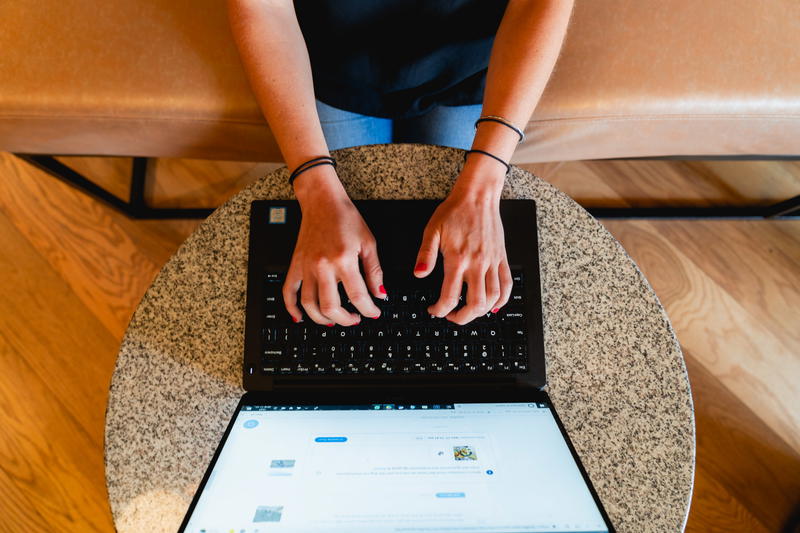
[269,207,286,224]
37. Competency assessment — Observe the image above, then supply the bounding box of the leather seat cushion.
[0,0,798,162]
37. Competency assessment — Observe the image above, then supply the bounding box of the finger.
[494,260,513,312]
[361,238,387,300]
[485,265,502,315]
[414,227,440,278]
[341,265,382,319]
[299,276,332,326]
[448,267,487,325]
[428,258,464,317]
[282,263,304,322]
[317,271,360,326]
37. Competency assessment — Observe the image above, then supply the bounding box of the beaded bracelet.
[464,149,511,176]
[288,156,336,185]
[474,115,526,144]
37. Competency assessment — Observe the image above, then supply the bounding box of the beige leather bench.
[1,0,798,216]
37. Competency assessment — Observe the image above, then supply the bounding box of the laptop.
[177,200,615,533]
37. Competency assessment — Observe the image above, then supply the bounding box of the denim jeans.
[316,100,482,151]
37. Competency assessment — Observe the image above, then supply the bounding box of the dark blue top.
[294,0,509,119]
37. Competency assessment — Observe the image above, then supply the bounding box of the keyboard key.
[477,344,492,359]
[512,359,529,372]
[263,344,284,358]
[265,272,284,283]
[399,343,415,359]
[421,344,438,360]
[503,309,525,322]
[508,343,527,360]
[288,345,302,360]
[428,326,446,339]
[503,325,526,340]
[405,310,423,322]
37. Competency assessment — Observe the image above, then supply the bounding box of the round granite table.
[105,144,695,533]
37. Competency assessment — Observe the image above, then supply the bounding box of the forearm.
[460,0,574,192]
[227,0,334,180]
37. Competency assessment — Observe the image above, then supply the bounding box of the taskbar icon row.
[241,403,455,411]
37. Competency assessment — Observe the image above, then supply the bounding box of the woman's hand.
[414,159,512,325]
[283,166,386,326]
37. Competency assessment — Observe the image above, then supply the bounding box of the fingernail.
[414,262,427,272]
[379,284,387,295]
[291,316,299,323]
[491,308,499,313]
[371,315,380,319]
[327,323,334,327]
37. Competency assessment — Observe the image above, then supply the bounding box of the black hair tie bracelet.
[474,115,526,144]
[288,156,336,185]
[464,149,511,176]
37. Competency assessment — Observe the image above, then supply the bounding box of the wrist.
[454,158,506,201]
[293,164,347,203]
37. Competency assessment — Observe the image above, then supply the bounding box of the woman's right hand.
[283,165,386,326]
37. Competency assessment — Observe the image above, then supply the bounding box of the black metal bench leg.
[12,154,214,219]
[766,194,800,218]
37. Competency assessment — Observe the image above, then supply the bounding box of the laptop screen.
[182,401,611,533]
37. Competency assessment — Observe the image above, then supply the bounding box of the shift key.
[263,344,284,358]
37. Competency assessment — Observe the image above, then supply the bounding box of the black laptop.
[178,200,615,533]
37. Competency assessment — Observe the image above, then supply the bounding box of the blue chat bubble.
[436,492,466,498]
[243,420,259,429]
[314,436,347,443]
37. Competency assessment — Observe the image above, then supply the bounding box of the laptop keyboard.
[260,271,529,376]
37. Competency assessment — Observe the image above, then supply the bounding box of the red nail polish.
[371,315,380,319]
[291,316,299,323]
[491,308,499,313]
[327,323,334,327]
[379,284,387,295]
[414,262,427,272]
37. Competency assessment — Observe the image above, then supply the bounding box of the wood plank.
[56,155,132,202]
[519,161,629,206]
[0,333,114,532]
[552,159,718,206]
[0,468,51,532]
[645,220,800,347]
[513,161,565,181]
[0,211,117,456]
[684,160,800,205]
[687,461,772,533]
[150,158,278,208]
[683,347,800,532]
[534,159,800,207]
[0,212,116,531]
[0,153,196,338]
[603,220,800,453]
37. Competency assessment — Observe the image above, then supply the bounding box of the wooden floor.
[0,152,797,532]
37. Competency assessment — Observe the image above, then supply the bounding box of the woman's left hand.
[414,163,512,325]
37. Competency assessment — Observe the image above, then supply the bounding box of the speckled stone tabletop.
[105,144,695,532]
